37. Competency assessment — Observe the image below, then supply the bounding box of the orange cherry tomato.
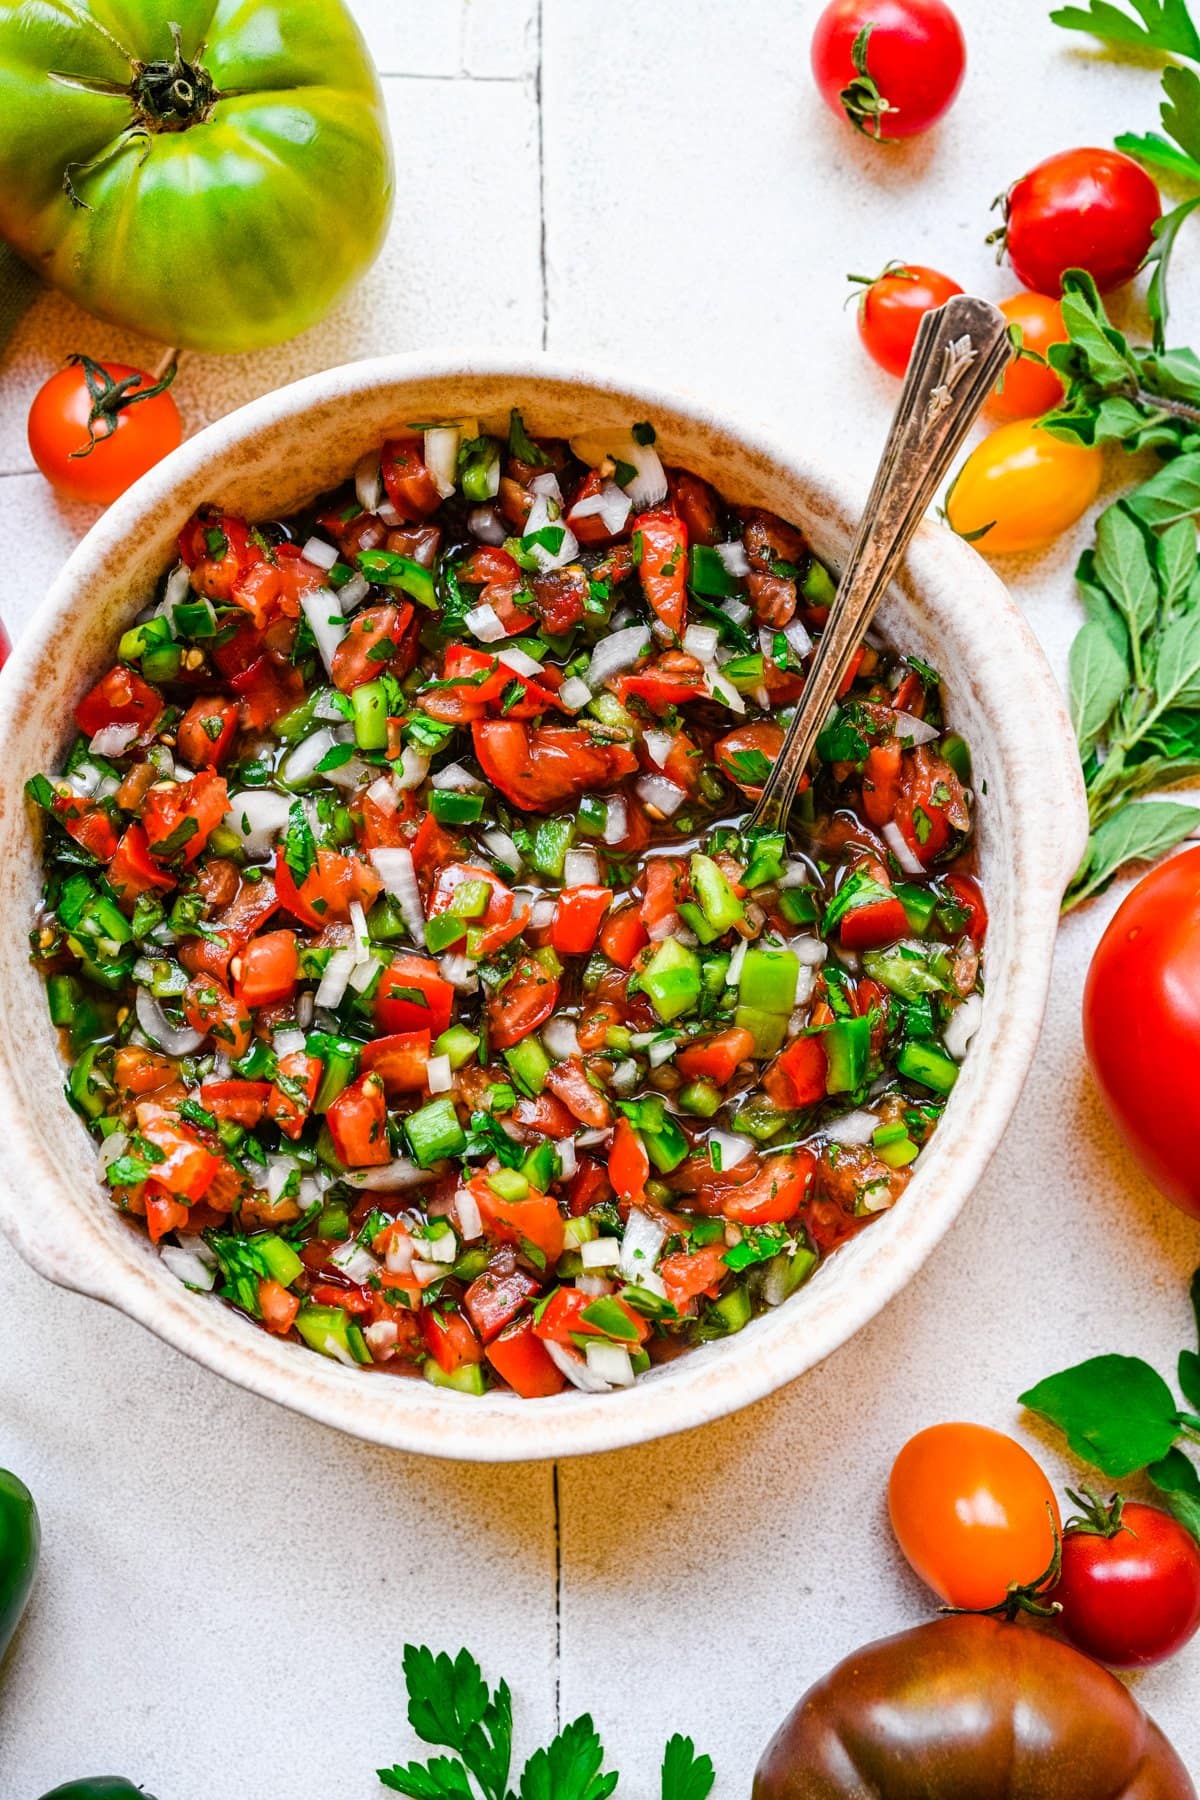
[945,422,1103,555]
[889,1422,1061,1610]
[986,294,1069,421]
[28,355,181,505]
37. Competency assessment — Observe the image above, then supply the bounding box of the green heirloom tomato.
[0,0,393,353]
[38,1786,156,1800]
[0,1466,39,1664]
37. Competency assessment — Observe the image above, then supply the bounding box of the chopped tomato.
[144,1186,191,1243]
[178,509,260,604]
[381,439,441,521]
[566,469,626,546]
[861,740,903,828]
[715,722,784,794]
[615,659,706,712]
[609,1116,649,1206]
[894,746,970,867]
[421,1306,484,1373]
[640,857,686,933]
[331,602,415,692]
[361,1031,431,1093]
[634,507,688,636]
[661,1242,727,1309]
[763,1036,828,1109]
[675,1028,755,1087]
[472,720,638,813]
[943,871,988,944]
[544,1058,612,1128]
[176,697,239,769]
[267,1051,322,1140]
[486,1317,566,1397]
[274,845,382,929]
[464,1266,542,1342]
[408,811,467,888]
[567,1154,612,1216]
[551,884,613,956]
[52,795,118,863]
[487,953,560,1051]
[258,1278,301,1336]
[142,770,228,867]
[513,1091,577,1138]
[599,902,649,970]
[326,1071,391,1168]
[838,646,864,699]
[840,896,908,951]
[107,823,178,903]
[376,954,454,1037]
[532,1286,649,1346]
[668,470,721,546]
[426,861,515,946]
[234,930,299,1007]
[75,665,163,739]
[136,1105,219,1202]
[183,974,252,1060]
[719,1151,817,1225]
[200,1079,271,1127]
[471,1176,565,1265]
[420,643,561,724]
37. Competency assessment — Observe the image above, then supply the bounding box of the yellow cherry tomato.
[945,423,1103,555]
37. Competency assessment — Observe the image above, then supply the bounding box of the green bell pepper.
[640,939,702,1022]
[0,1467,39,1665]
[689,854,744,932]
[823,1016,871,1093]
[737,946,799,1014]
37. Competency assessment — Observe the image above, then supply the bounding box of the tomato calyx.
[844,261,920,305]
[62,353,178,461]
[1063,1485,1130,1541]
[130,23,219,130]
[945,1506,1064,1623]
[838,26,898,142]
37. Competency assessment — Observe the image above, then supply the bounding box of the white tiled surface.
[2,4,1199,1794]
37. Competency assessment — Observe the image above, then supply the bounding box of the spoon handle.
[747,294,1013,837]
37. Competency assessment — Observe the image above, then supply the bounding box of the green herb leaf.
[1179,1347,1200,1412]
[1146,196,1200,353]
[1068,800,1200,907]
[1094,504,1157,653]
[1149,1446,1200,1543]
[1050,0,1200,57]
[1126,453,1200,529]
[378,1757,475,1799]
[283,799,317,886]
[1069,619,1129,749]
[508,409,549,468]
[399,1646,513,1800]
[661,1735,716,1800]
[1019,1353,1182,1477]
[519,1715,618,1800]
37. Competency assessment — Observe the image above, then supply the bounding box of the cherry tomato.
[854,264,963,377]
[945,422,1103,555]
[1054,1496,1200,1668]
[28,355,181,505]
[812,0,966,140]
[987,293,1069,420]
[1083,846,1200,1219]
[997,148,1161,295]
[889,1423,1061,1609]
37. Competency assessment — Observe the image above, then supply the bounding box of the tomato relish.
[30,413,985,1398]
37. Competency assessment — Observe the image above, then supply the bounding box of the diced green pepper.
[690,854,744,932]
[706,1284,752,1335]
[429,789,485,825]
[521,1139,560,1190]
[896,1039,959,1094]
[306,1033,361,1112]
[488,1167,530,1202]
[528,817,574,879]
[862,942,954,1001]
[423,1359,487,1395]
[940,732,973,786]
[358,549,438,610]
[405,1096,467,1166]
[318,1202,351,1240]
[503,1035,551,1096]
[731,1099,787,1142]
[579,1296,643,1342]
[737,947,799,1014]
[447,878,491,918]
[618,1094,687,1172]
[576,795,608,837]
[351,679,389,750]
[741,833,787,889]
[66,1042,111,1121]
[118,615,174,664]
[425,911,468,953]
[722,653,766,692]
[235,1037,279,1082]
[435,1024,480,1070]
[257,1234,304,1288]
[678,1078,722,1117]
[563,1215,598,1249]
[778,885,820,926]
[677,901,721,944]
[141,643,183,682]
[459,435,503,502]
[895,882,938,936]
[733,1004,788,1057]
[802,559,836,606]
[171,598,218,638]
[295,1303,373,1365]
[641,939,702,1022]
[689,544,743,598]
[766,1243,818,1301]
[823,1016,871,1093]
[367,894,410,942]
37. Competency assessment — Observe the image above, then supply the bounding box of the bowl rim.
[0,349,1087,1460]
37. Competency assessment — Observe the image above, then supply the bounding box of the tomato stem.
[130,22,218,130]
[65,354,178,462]
[838,27,899,143]
[943,1506,1064,1623]
[1063,1486,1129,1540]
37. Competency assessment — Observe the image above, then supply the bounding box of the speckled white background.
[1,2,1198,1794]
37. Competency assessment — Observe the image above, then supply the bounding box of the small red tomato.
[28,354,181,506]
[1055,1495,1200,1668]
[986,293,1069,420]
[812,0,966,140]
[853,263,964,377]
[996,148,1161,295]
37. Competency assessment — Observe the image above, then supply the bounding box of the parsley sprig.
[378,1646,715,1800]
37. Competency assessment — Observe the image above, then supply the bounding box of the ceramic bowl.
[0,355,1087,1460]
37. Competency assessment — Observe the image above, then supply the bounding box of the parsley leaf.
[661,1736,715,1800]
[519,1716,617,1800]
[1050,0,1200,56]
[283,799,317,885]
[508,409,550,468]
[380,1647,512,1800]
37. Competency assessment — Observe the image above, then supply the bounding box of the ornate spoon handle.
[747,295,1013,837]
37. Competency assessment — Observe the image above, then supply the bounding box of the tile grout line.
[377,70,524,84]
[552,1460,562,1734]
[535,0,549,354]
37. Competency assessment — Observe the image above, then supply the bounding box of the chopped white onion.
[426,1053,453,1094]
[348,898,372,962]
[337,570,370,612]
[703,662,746,713]
[576,1127,614,1148]
[369,846,424,946]
[481,828,523,872]
[610,1059,640,1094]
[301,536,339,571]
[602,795,628,846]
[569,430,668,510]
[281,729,338,789]
[344,1158,438,1191]
[522,504,579,573]
[467,504,507,546]
[944,992,984,1062]
[355,452,383,513]
[881,819,926,877]
[431,761,487,793]
[585,1341,636,1387]
[636,774,687,818]
[891,709,939,747]
[577,1274,615,1297]
[136,988,203,1056]
[722,596,752,626]
[793,966,816,1010]
[97,1131,129,1177]
[530,898,557,929]
[89,722,138,757]
[542,1016,580,1059]
[384,1229,414,1274]
[161,561,191,611]
[424,425,461,499]
[273,1028,307,1057]
[555,1136,578,1179]
[300,586,348,673]
[438,954,479,992]
[568,478,632,536]
[396,746,430,790]
[366,775,399,815]
[708,1129,755,1170]
[785,618,815,659]
[454,1185,484,1242]
[716,540,751,578]
[581,1236,622,1270]
[331,1239,381,1283]
[414,1229,457,1266]
[682,623,720,663]
[497,645,544,679]
[792,935,829,966]
[778,861,813,891]
[159,1245,217,1290]
[642,730,674,769]
[465,603,507,643]
[265,1153,298,1205]
[648,1036,679,1068]
[620,1208,667,1282]
[545,1339,613,1392]
[558,676,593,713]
[824,1109,879,1148]
[563,848,601,887]
[646,910,681,943]
[586,624,650,688]
[377,500,402,527]
[726,937,748,985]
[364,1319,399,1358]
[315,946,356,1010]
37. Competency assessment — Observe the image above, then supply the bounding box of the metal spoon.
[746,294,1013,838]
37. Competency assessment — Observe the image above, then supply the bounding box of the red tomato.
[28,356,182,505]
[889,1423,1061,1610]
[200,1079,272,1127]
[142,770,228,867]
[234,930,299,1008]
[812,0,966,139]
[609,1116,649,1206]
[376,954,455,1038]
[52,794,118,862]
[551,885,614,956]
[75,665,163,739]
[135,1105,219,1203]
[661,1243,727,1310]
[719,1151,816,1225]
[633,508,688,636]
[360,1031,431,1094]
[471,1177,565,1265]
[942,870,987,944]
[840,894,909,950]
[107,821,176,903]
[183,974,252,1060]
[267,1052,321,1140]
[330,603,414,693]
[274,845,382,928]
[714,722,785,794]
[421,1307,484,1374]
[533,1286,648,1346]
[144,1186,190,1243]
[1055,1498,1200,1668]
[259,1279,300,1337]
[176,697,238,768]
[472,721,638,813]
[861,740,903,827]
[486,953,560,1051]
[764,1035,828,1109]
[599,902,649,970]
[998,148,1161,294]
[1083,847,1200,1219]
[486,1318,566,1397]
[675,1028,756,1087]
[464,1267,542,1343]
[380,439,441,520]
[987,293,1069,420]
[326,1072,390,1168]
[854,264,963,377]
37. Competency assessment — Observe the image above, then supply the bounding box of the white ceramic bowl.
[0,355,1087,1461]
